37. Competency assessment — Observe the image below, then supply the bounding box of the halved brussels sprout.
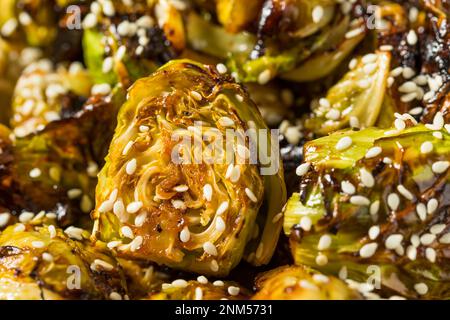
[284,124,450,299]
[11,59,92,137]
[92,59,286,276]
[82,0,185,88]
[0,223,128,300]
[304,51,391,136]
[149,279,249,300]
[253,265,362,300]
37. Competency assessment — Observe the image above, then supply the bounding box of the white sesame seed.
[416,203,427,221]
[420,233,436,245]
[229,165,241,183]
[425,248,436,263]
[414,283,428,295]
[48,225,56,238]
[315,253,328,266]
[432,161,449,174]
[365,147,382,159]
[430,224,445,235]
[109,292,122,300]
[245,188,258,203]
[400,92,418,103]
[258,69,272,85]
[433,132,443,140]
[216,201,229,215]
[402,67,416,79]
[359,243,378,258]
[385,234,403,249]
[362,54,377,64]
[126,201,143,214]
[121,226,134,239]
[67,188,82,199]
[1,18,18,36]
[312,5,324,23]
[139,125,149,133]
[19,211,34,223]
[363,63,377,75]
[406,245,417,260]
[409,7,419,22]
[300,216,312,231]
[312,274,329,283]
[213,280,224,287]
[420,141,433,154]
[125,158,137,175]
[317,234,332,250]
[345,27,364,39]
[390,67,403,77]
[439,233,450,244]
[98,199,114,213]
[218,117,234,127]
[349,58,358,70]
[228,286,240,296]
[172,279,188,288]
[216,63,227,74]
[370,200,380,215]
[272,212,283,223]
[107,241,122,249]
[406,30,418,45]
[387,77,395,88]
[325,109,341,120]
[180,227,191,243]
[113,199,125,217]
[195,287,203,300]
[399,81,417,93]
[0,213,10,228]
[171,200,186,210]
[387,193,400,211]
[87,161,99,177]
[427,198,438,214]
[216,217,226,232]
[339,266,348,280]
[191,91,202,101]
[64,226,84,240]
[32,241,45,249]
[203,242,218,256]
[284,127,302,145]
[296,162,311,177]
[369,226,380,240]
[380,45,393,51]
[350,195,370,206]
[360,168,375,188]
[173,185,189,193]
[29,168,42,178]
[358,79,370,89]
[349,116,360,128]
[341,181,356,195]
[14,224,25,233]
[130,236,143,252]
[102,57,114,73]
[397,185,414,200]
[335,136,353,151]
[42,252,53,262]
[91,83,111,96]
[197,276,208,284]
[102,0,115,16]
[203,184,212,201]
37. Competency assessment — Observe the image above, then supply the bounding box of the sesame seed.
[258,69,272,85]
[312,5,324,23]
[48,225,56,238]
[203,184,212,201]
[296,162,311,176]
[420,233,436,246]
[362,54,377,64]
[195,287,203,300]
[315,253,328,266]
[180,227,191,242]
[433,132,443,140]
[92,259,114,271]
[399,81,417,93]
[313,274,329,283]
[299,216,312,231]
[29,168,41,178]
[121,226,134,239]
[341,181,355,195]
[0,213,10,228]
[439,233,450,244]
[139,125,149,133]
[14,224,26,232]
[1,18,18,36]
[427,198,438,214]
[216,216,226,232]
[326,109,341,120]
[173,185,189,193]
[360,168,375,188]
[390,67,403,77]
[414,283,428,295]
[216,201,229,215]
[363,63,377,75]
[406,30,418,45]
[216,63,227,74]
[191,91,202,101]
[416,203,427,221]
[365,146,382,159]
[42,252,53,262]
[400,92,417,103]
[317,234,332,250]
[335,136,352,151]
[396,185,414,200]
[345,27,364,39]
[349,116,360,128]
[350,195,370,206]
[197,276,208,284]
[272,212,283,223]
[430,224,446,235]
[107,241,122,249]
[19,211,34,223]
[113,199,125,217]
[402,67,416,79]
[109,292,122,300]
[87,161,99,177]
[432,161,449,174]
[64,226,84,240]
[91,83,111,96]
[228,286,240,296]
[387,193,400,211]
[98,199,114,213]
[67,188,82,199]
[126,201,143,214]
[130,236,143,252]
[358,79,370,89]
[102,57,114,73]
[349,58,358,70]
[229,166,241,183]
[172,279,188,288]
[420,141,433,154]
[369,226,380,240]
[213,280,224,287]
[339,266,348,280]
[426,112,444,130]
[359,243,378,258]
[218,117,234,127]
[425,248,436,263]
[32,241,45,248]
[126,158,137,175]
[102,0,115,16]
[411,234,420,247]
[409,7,419,22]
[406,246,417,260]
[380,45,393,51]
[245,188,258,203]
[385,234,403,249]
[171,200,186,210]
[203,242,218,256]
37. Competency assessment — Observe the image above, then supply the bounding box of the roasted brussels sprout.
[253,265,362,300]
[11,59,92,137]
[82,0,185,88]
[149,278,249,300]
[0,223,128,300]
[92,59,286,276]
[284,124,450,299]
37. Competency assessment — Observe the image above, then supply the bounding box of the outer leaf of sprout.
[216,0,265,33]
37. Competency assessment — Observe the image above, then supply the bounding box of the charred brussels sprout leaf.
[92,59,286,276]
[0,223,128,300]
[284,125,450,299]
[253,265,362,300]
